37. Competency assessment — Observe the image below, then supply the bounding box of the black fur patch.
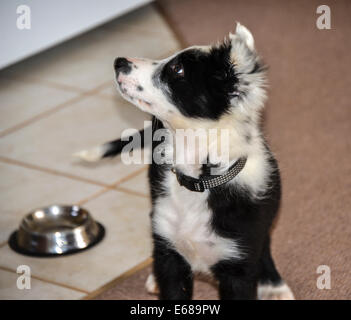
[148,117,170,203]
[152,233,193,300]
[159,42,237,119]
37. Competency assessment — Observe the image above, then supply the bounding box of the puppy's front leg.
[212,261,258,300]
[153,234,193,300]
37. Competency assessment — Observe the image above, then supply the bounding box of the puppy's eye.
[170,63,184,76]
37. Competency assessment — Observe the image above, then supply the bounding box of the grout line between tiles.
[0,75,86,94]
[112,165,148,187]
[35,77,111,94]
[76,187,112,206]
[30,79,85,93]
[77,186,148,207]
[0,94,84,138]
[114,186,149,198]
[0,81,111,139]
[0,155,149,200]
[82,257,152,300]
[0,156,110,188]
[0,265,89,294]
[76,166,149,205]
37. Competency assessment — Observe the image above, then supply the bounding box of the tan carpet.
[93,266,219,300]
[94,0,351,300]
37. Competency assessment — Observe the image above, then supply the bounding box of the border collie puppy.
[76,23,294,300]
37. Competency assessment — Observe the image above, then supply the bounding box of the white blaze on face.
[115,57,177,120]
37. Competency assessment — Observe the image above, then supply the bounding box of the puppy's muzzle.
[114,57,132,76]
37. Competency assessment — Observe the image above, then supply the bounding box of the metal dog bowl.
[9,205,105,257]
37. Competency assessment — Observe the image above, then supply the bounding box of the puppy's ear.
[229,22,255,51]
[228,22,259,72]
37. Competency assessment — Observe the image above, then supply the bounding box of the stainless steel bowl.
[9,205,105,257]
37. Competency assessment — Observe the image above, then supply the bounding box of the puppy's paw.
[73,145,106,162]
[257,282,295,300]
[145,273,159,295]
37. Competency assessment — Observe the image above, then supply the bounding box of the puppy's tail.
[73,128,146,162]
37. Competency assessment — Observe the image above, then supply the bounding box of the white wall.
[0,0,151,69]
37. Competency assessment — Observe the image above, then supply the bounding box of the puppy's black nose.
[114,57,132,74]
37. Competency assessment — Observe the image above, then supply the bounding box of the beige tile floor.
[0,4,180,299]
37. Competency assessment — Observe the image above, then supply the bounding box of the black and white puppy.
[76,23,294,300]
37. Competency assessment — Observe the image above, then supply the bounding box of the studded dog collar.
[171,157,247,192]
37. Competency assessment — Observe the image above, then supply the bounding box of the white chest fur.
[153,171,242,273]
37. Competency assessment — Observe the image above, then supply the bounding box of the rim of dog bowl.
[8,205,105,257]
[20,205,90,235]
[8,222,105,257]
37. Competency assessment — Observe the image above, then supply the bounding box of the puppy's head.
[114,23,266,127]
